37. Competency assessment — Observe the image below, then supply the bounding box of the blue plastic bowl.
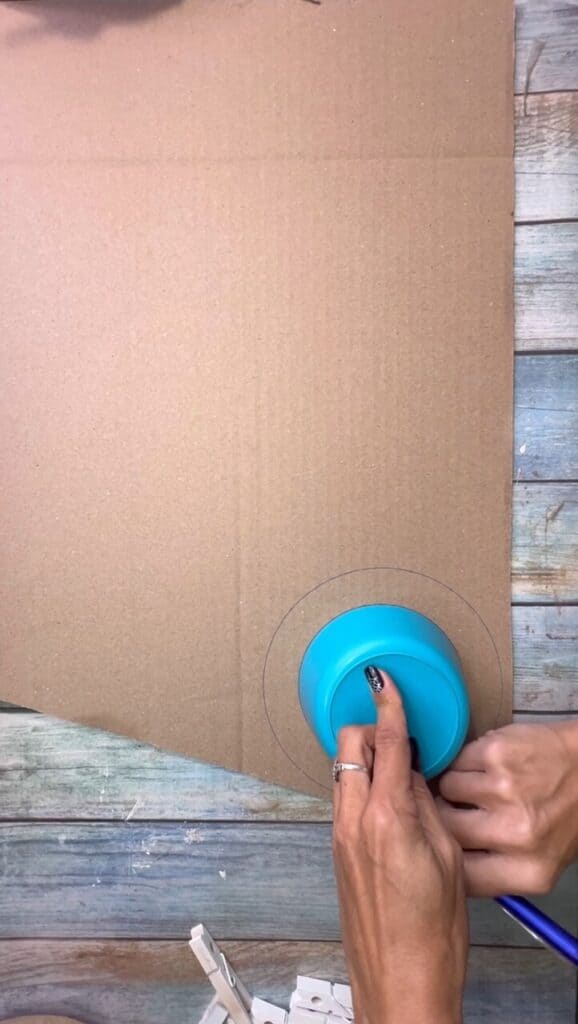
[298,604,470,779]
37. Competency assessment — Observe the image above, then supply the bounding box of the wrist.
[383,1007,461,1024]
[376,956,464,1024]
[392,993,462,1024]
[379,997,462,1024]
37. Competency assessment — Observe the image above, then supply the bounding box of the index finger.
[365,666,413,808]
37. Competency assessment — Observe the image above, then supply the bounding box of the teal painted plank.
[514,356,578,480]
[0,823,574,946]
[0,940,574,1024]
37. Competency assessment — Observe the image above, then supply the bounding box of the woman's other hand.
[437,720,578,896]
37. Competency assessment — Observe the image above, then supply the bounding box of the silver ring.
[332,760,370,783]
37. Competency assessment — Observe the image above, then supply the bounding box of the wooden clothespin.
[190,924,252,1024]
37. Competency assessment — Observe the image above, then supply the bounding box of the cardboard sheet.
[1,0,514,796]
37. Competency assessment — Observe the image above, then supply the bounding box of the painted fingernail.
[409,736,421,772]
[365,665,384,693]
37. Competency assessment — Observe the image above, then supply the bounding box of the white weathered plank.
[515,1,578,94]
[0,707,574,823]
[0,823,574,947]
[514,605,578,710]
[0,940,574,1024]
[513,483,578,603]
[515,224,578,350]
[0,712,332,822]
[516,92,578,222]
[0,604,576,823]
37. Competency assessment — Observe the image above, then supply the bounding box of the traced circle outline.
[262,565,505,791]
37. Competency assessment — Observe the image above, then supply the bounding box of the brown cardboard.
[1,0,514,796]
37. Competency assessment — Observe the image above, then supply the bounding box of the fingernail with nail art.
[364,665,384,693]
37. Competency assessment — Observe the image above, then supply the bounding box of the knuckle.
[483,733,506,769]
[360,805,393,846]
[337,725,367,756]
[494,771,516,801]
[511,808,539,850]
[339,724,365,744]
[332,820,359,855]
[374,722,405,749]
[526,859,556,895]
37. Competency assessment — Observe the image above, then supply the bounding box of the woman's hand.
[437,720,578,896]
[333,668,468,1024]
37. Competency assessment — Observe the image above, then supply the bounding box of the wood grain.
[0,822,574,947]
[516,92,578,222]
[513,483,578,603]
[513,605,578,710]
[0,940,575,1024]
[0,712,332,823]
[515,224,578,351]
[514,355,578,478]
[515,0,578,94]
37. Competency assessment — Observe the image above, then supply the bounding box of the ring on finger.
[332,761,370,783]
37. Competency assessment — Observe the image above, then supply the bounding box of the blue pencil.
[496,895,578,966]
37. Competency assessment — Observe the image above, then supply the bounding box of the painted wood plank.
[515,92,578,222]
[515,224,578,351]
[515,0,578,94]
[514,355,578,479]
[0,940,574,1024]
[0,600,576,824]
[0,713,574,825]
[516,712,577,726]
[513,483,578,603]
[0,712,332,822]
[0,823,574,947]
[514,605,578,710]
[0,713,557,826]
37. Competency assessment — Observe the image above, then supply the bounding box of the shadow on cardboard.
[3,0,185,43]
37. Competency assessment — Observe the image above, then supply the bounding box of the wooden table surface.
[1,2,577,1021]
